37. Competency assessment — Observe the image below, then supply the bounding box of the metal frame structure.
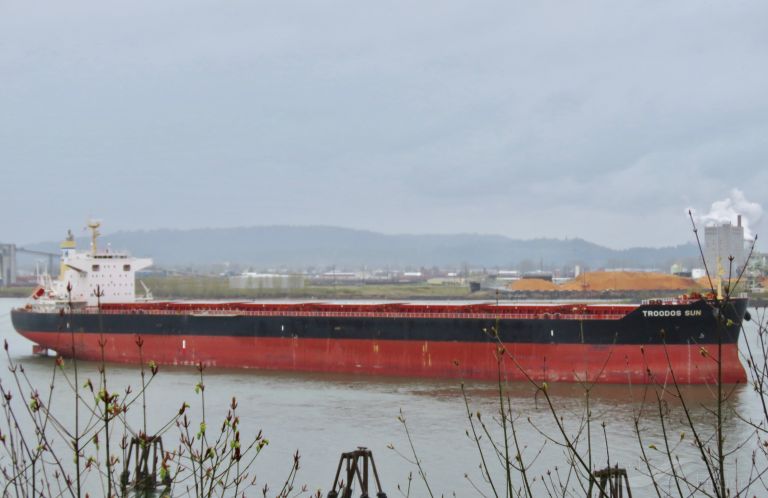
[327,447,386,498]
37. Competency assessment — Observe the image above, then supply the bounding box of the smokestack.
[737,214,742,227]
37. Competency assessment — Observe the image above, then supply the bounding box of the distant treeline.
[21,225,700,270]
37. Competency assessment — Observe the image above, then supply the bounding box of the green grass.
[0,286,34,298]
[140,276,477,300]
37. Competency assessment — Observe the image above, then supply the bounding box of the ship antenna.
[87,220,101,255]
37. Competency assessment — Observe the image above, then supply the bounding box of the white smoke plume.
[689,188,762,240]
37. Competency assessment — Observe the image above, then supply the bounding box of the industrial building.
[229,272,305,290]
[0,244,17,286]
[704,215,746,277]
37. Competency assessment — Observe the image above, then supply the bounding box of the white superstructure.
[35,222,152,307]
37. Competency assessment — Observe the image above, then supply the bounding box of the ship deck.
[67,301,651,320]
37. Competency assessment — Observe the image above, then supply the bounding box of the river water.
[1,298,766,497]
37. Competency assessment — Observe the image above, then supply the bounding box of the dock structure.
[0,243,17,286]
[0,243,59,287]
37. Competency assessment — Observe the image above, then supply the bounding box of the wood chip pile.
[508,271,701,292]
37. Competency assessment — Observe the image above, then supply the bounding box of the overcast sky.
[2,0,766,248]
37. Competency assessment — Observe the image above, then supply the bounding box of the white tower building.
[704,215,746,278]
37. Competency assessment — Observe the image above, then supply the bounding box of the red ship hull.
[20,330,745,384]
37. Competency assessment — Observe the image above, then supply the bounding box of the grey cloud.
[2,0,767,247]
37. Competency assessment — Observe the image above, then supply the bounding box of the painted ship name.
[642,309,703,318]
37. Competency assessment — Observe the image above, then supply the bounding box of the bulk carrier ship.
[11,224,749,384]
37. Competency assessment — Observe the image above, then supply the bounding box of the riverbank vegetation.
[0,335,311,498]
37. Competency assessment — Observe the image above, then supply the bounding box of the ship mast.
[716,255,724,300]
[87,220,101,256]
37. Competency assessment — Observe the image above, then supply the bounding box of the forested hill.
[24,226,699,269]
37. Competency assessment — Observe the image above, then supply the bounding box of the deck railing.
[58,308,630,321]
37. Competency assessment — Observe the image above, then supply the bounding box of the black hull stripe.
[12,299,744,346]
